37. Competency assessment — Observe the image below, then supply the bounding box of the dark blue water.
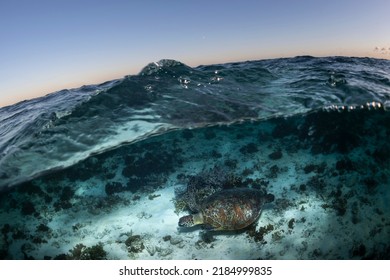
[0,56,389,259]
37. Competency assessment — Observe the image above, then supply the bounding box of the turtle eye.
[178,215,193,227]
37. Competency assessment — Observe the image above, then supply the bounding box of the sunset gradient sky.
[1,0,390,107]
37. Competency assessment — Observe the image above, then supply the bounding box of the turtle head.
[178,213,203,227]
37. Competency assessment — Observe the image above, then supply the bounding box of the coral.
[68,243,107,260]
[274,198,293,212]
[362,177,379,194]
[271,230,284,242]
[0,232,7,259]
[21,201,36,216]
[176,166,243,212]
[306,176,326,191]
[125,235,145,253]
[17,181,45,196]
[299,110,366,154]
[267,165,280,179]
[304,163,326,174]
[211,150,222,158]
[272,118,298,139]
[122,149,177,178]
[224,159,238,169]
[148,194,161,200]
[203,130,216,140]
[351,244,366,258]
[32,236,47,244]
[36,224,50,233]
[331,197,347,216]
[182,129,194,140]
[268,150,283,160]
[239,143,258,155]
[105,181,127,195]
[246,224,274,243]
[288,218,295,229]
[372,145,390,165]
[53,185,75,211]
[200,231,216,244]
[173,198,188,214]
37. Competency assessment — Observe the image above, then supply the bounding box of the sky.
[0,0,389,107]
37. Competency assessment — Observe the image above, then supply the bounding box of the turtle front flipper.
[178,213,203,227]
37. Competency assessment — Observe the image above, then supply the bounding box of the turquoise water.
[0,56,389,259]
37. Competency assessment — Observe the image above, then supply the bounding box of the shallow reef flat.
[0,108,389,259]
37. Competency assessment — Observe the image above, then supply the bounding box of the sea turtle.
[178,188,274,231]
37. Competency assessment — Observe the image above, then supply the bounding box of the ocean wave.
[0,56,389,190]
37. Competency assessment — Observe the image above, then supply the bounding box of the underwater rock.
[162,235,171,242]
[157,247,173,257]
[146,244,156,256]
[169,236,183,245]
